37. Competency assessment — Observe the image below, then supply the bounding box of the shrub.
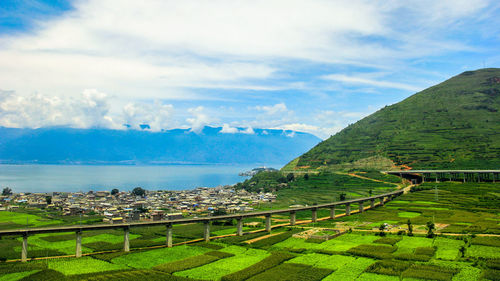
[366,260,410,276]
[130,239,164,248]
[374,237,400,246]
[219,232,269,245]
[415,246,436,256]
[221,251,295,281]
[205,251,235,259]
[394,253,431,262]
[249,229,302,249]
[481,269,500,281]
[401,264,458,281]
[78,269,192,281]
[471,236,500,247]
[245,263,332,281]
[0,262,47,274]
[84,241,122,251]
[347,244,395,259]
[154,254,219,273]
[189,242,223,250]
[305,238,325,244]
[18,269,65,281]
[39,233,76,242]
[486,259,500,270]
[93,251,130,262]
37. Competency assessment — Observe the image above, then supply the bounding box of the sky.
[0,0,499,139]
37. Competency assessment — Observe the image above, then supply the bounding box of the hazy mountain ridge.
[0,126,321,165]
[287,68,500,170]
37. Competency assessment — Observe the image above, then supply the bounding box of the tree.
[132,187,146,197]
[369,189,373,196]
[459,246,466,257]
[426,221,435,238]
[379,224,386,236]
[286,173,295,182]
[304,173,309,180]
[45,196,52,205]
[111,188,119,195]
[2,187,12,196]
[407,219,413,236]
[339,193,346,201]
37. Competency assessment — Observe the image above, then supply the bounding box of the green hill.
[287,68,500,170]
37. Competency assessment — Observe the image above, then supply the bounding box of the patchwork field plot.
[1,180,499,280]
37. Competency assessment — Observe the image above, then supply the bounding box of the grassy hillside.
[288,68,500,170]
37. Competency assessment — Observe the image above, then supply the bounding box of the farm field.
[1,179,499,280]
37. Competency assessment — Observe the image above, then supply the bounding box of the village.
[0,186,277,224]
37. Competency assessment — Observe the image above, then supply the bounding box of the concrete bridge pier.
[370,199,375,208]
[311,208,317,223]
[236,218,243,236]
[166,223,173,247]
[346,203,351,216]
[290,212,296,226]
[204,221,210,242]
[380,197,385,206]
[123,226,130,252]
[265,215,271,232]
[21,233,28,262]
[329,206,335,219]
[359,202,364,213]
[75,230,82,258]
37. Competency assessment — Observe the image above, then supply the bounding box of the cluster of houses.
[0,186,276,223]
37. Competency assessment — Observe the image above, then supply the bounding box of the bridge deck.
[0,190,403,236]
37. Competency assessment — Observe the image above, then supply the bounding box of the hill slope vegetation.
[288,68,500,170]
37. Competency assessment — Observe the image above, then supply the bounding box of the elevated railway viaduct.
[0,190,404,262]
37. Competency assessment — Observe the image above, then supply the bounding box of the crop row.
[221,251,295,281]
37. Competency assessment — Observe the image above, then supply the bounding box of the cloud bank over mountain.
[0,0,499,138]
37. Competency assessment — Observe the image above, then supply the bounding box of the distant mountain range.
[0,126,321,165]
[285,68,500,170]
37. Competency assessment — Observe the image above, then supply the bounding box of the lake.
[0,164,283,193]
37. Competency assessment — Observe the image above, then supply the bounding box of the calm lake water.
[0,164,283,193]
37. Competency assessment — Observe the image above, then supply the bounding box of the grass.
[0,270,41,281]
[357,272,400,281]
[174,246,270,280]
[398,212,421,218]
[271,233,379,252]
[0,211,63,228]
[45,257,129,275]
[322,257,376,281]
[111,246,211,269]
[433,237,463,260]
[15,233,140,255]
[465,245,500,259]
[286,253,356,270]
[245,263,332,281]
[394,236,434,255]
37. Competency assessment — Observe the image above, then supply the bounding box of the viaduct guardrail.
[383,170,500,183]
[0,190,404,262]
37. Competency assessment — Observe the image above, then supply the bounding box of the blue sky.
[0,0,499,138]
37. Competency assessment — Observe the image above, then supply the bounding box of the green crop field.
[1,178,499,280]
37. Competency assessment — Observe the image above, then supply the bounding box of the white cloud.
[0,89,118,129]
[255,103,288,115]
[219,124,255,134]
[241,127,255,134]
[1,0,489,101]
[187,106,214,133]
[322,74,423,92]
[219,123,239,133]
[122,101,174,131]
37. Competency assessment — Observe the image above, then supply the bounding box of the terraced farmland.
[0,181,499,280]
